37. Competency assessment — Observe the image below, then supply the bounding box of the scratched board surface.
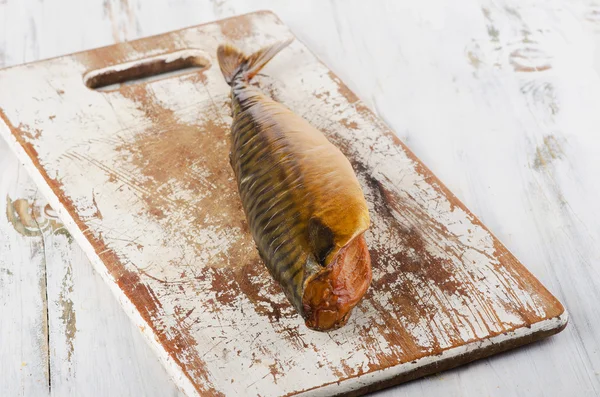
[0,11,566,397]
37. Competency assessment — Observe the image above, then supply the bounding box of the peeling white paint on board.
[0,148,51,397]
[0,11,565,397]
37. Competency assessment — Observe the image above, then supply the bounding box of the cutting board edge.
[0,10,277,73]
[0,118,202,397]
[295,312,568,397]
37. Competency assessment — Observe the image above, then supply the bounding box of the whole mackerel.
[217,39,371,331]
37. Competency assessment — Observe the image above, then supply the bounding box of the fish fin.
[244,38,293,80]
[216,38,293,85]
[216,43,247,85]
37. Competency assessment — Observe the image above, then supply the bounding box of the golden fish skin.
[217,40,371,331]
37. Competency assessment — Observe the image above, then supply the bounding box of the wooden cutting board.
[0,11,566,397]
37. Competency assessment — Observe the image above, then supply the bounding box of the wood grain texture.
[0,147,50,397]
[1,0,600,396]
[0,10,566,397]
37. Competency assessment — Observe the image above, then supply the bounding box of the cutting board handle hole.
[84,50,210,91]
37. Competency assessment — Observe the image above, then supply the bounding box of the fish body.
[217,40,371,330]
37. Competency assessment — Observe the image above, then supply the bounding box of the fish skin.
[218,40,371,330]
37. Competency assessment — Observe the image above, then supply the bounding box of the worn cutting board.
[0,11,566,397]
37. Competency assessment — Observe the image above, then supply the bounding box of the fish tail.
[216,38,293,85]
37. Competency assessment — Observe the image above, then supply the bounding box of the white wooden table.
[0,1,598,396]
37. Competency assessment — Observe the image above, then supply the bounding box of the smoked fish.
[217,39,371,331]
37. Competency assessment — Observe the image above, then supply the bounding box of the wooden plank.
[0,11,50,394]
[0,143,50,396]
[0,10,566,397]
